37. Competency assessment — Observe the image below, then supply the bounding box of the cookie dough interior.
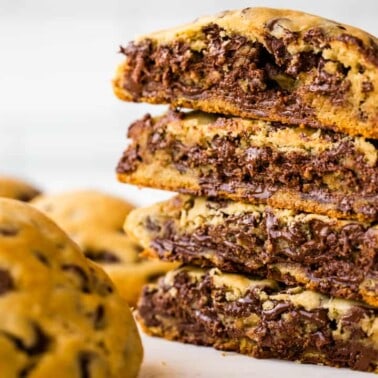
[117,110,378,221]
[138,267,378,373]
[114,7,378,138]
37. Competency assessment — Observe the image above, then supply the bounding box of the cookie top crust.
[0,198,143,378]
[142,7,377,58]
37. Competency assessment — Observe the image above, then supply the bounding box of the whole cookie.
[114,7,378,139]
[0,176,41,201]
[0,198,142,378]
[32,190,176,305]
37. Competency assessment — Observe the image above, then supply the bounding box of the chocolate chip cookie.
[126,194,378,307]
[32,190,176,305]
[0,176,41,201]
[114,7,378,138]
[117,109,378,221]
[0,198,143,378]
[138,266,378,372]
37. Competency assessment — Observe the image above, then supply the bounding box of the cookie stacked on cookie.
[113,7,378,372]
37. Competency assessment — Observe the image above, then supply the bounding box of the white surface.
[0,0,378,205]
[139,333,372,378]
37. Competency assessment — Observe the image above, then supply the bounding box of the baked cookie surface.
[114,7,378,138]
[0,176,41,201]
[126,195,378,307]
[0,198,142,378]
[32,190,175,305]
[117,110,378,221]
[138,267,378,373]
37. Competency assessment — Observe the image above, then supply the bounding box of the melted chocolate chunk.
[0,269,14,295]
[362,81,374,93]
[262,302,291,320]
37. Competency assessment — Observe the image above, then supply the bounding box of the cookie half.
[138,266,378,372]
[32,190,176,305]
[0,176,41,201]
[126,195,378,307]
[114,7,378,138]
[0,198,143,378]
[117,110,378,221]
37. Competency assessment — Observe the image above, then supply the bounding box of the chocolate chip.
[78,351,94,378]
[4,324,50,356]
[33,251,50,266]
[330,319,338,330]
[87,266,114,296]
[0,269,14,295]
[145,216,161,232]
[61,264,90,293]
[0,227,18,237]
[93,304,106,330]
[17,191,40,202]
[84,250,121,264]
[362,81,374,93]
[19,363,36,377]
[266,18,287,31]
[342,307,368,323]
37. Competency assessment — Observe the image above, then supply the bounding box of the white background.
[1,0,377,206]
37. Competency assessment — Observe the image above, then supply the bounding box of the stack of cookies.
[113,7,378,372]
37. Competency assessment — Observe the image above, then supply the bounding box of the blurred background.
[1,0,377,206]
